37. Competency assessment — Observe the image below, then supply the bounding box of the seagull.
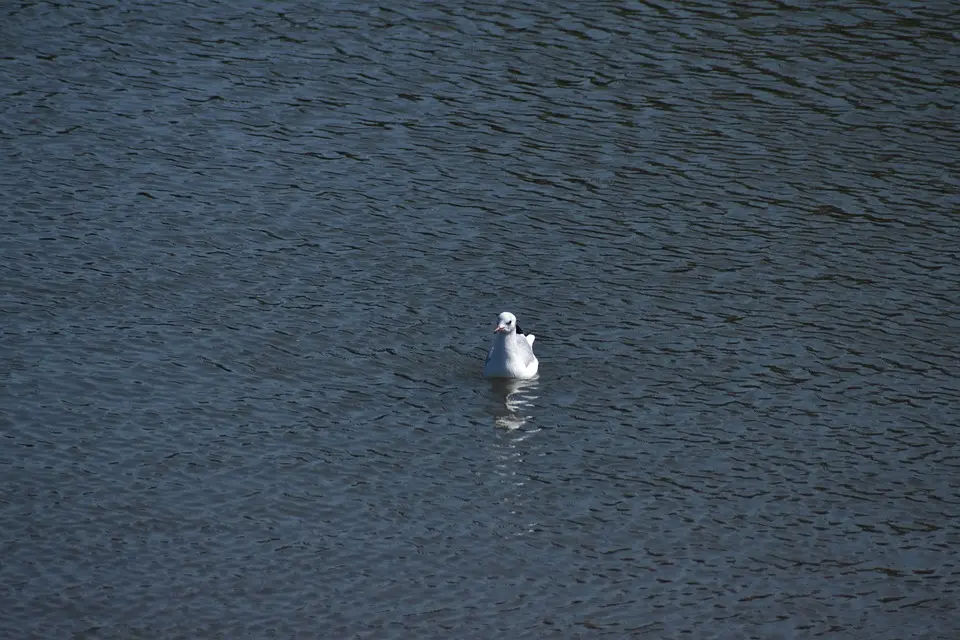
[483,311,539,379]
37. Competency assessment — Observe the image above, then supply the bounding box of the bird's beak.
[494,324,507,334]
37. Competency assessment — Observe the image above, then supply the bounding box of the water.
[2,1,958,637]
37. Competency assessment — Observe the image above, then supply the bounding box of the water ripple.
[2,0,958,637]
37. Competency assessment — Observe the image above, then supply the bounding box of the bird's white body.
[483,312,539,379]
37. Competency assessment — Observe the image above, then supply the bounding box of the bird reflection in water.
[487,376,540,433]
[487,376,541,535]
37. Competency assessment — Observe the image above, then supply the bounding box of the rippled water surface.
[3,1,958,637]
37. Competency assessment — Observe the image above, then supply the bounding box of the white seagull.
[483,311,539,379]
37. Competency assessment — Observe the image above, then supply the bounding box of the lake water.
[2,1,958,638]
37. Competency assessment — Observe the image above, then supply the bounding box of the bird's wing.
[515,334,537,366]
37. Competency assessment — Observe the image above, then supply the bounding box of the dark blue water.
[3,1,958,638]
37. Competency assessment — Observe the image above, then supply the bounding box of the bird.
[483,311,539,379]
